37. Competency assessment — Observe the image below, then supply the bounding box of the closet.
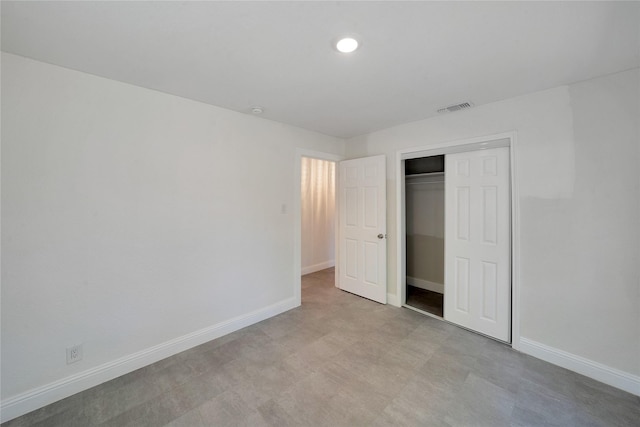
[404,155,445,317]
[403,146,511,342]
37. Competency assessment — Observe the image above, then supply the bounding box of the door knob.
[377,234,385,239]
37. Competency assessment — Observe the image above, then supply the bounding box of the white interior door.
[444,147,511,341]
[338,155,387,304]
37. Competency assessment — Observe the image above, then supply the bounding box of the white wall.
[300,157,335,275]
[405,177,444,288]
[0,53,344,411]
[406,178,444,239]
[2,52,638,417]
[346,69,640,382]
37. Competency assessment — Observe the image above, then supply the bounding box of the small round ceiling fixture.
[336,37,359,53]
[251,106,264,114]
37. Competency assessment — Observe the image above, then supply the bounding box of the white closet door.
[444,147,510,341]
[338,155,387,304]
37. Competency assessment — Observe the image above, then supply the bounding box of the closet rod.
[406,181,444,185]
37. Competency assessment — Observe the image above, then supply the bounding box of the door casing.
[395,132,521,350]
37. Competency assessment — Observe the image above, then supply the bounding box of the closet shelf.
[405,172,444,179]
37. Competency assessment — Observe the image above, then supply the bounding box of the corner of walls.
[386,292,400,307]
[301,261,335,276]
[344,134,370,159]
[342,69,640,395]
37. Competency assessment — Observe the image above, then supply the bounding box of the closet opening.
[404,155,445,317]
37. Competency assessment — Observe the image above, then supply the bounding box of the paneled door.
[338,155,387,304]
[444,147,510,341]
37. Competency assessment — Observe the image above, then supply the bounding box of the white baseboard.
[519,338,640,397]
[387,292,400,307]
[406,276,444,294]
[301,260,335,275]
[0,297,298,423]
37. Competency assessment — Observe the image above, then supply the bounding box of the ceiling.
[2,1,639,139]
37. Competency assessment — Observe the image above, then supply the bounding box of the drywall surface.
[346,69,640,377]
[522,69,639,376]
[0,53,344,400]
[300,157,335,274]
[406,234,444,287]
[406,179,444,286]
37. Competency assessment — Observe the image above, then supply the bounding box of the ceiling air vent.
[437,101,474,114]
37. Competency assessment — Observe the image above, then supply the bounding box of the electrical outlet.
[66,344,83,364]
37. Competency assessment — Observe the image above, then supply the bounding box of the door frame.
[395,132,521,349]
[294,149,344,307]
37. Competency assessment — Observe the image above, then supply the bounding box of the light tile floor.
[4,268,639,426]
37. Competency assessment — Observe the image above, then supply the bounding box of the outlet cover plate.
[66,344,83,364]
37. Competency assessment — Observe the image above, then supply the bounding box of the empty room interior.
[1,1,639,426]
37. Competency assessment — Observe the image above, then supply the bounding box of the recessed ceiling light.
[251,106,264,114]
[336,37,359,53]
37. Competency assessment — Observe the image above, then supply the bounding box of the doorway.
[293,149,343,307]
[300,157,336,276]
